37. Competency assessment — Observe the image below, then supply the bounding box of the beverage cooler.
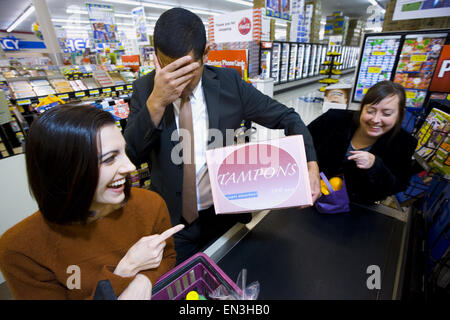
[260,41,357,85]
[352,30,450,109]
[280,42,290,84]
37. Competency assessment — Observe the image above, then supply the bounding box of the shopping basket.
[151,252,242,300]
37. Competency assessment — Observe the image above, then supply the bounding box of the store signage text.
[0,36,46,51]
[65,38,88,52]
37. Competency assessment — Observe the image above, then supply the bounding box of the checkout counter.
[203,196,411,300]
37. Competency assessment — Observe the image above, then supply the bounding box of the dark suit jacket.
[307,109,418,204]
[124,65,316,225]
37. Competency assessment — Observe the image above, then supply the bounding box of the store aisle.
[273,72,356,125]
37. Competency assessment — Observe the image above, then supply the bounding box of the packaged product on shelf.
[428,134,449,179]
[33,86,55,96]
[415,108,450,160]
[109,72,126,85]
[92,70,115,87]
[30,79,51,87]
[50,79,74,93]
[80,78,99,89]
[119,71,136,83]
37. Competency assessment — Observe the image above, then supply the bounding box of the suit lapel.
[202,67,220,134]
[162,103,178,148]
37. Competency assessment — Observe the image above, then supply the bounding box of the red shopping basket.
[151,252,242,300]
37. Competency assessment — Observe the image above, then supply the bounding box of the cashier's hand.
[114,224,185,278]
[146,53,200,126]
[348,151,376,169]
[298,161,321,209]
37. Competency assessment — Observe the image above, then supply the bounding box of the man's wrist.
[114,257,138,278]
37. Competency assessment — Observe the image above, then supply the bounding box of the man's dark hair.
[25,104,130,225]
[154,7,206,60]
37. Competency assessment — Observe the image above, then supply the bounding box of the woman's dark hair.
[356,80,406,137]
[25,104,130,225]
[154,7,206,60]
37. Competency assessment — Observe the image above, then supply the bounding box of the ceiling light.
[7,5,35,32]
[66,8,88,15]
[52,18,90,24]
[225,0,253,6]
[368,0,378,6]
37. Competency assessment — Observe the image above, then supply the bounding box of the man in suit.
[124,8,321,264]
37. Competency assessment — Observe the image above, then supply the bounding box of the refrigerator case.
[288,43,298,82]
[354,35,402,102]
[303,44,311,78]
[393,33,448,108]
[309,45,317,77]
[271,42,281,84]
[280,42,290,83]
[315,44,324,76]
[260,48,271,80]
[295,44,305,80]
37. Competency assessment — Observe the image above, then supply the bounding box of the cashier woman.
[308,80,418,203]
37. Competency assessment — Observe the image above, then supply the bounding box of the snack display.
[9,80,36,98]
[393,33,446,108]
[92,70,115,87]
[50,78,74,93]
[354,35,401,102]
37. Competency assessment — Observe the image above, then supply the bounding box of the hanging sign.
[132,6,149,45]
[86,3,118,44]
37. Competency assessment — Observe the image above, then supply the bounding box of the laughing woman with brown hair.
[0,105,183,299]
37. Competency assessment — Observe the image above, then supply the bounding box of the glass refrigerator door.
[280,42,290,83]
[260,49,271,80]
[309,45,317,77]
[315,45,322,75]
[353,35,402,102]
[271,42,281,84]
[288,43,298,82]
[296,44,305,80]
[393,32,448,108]
[303,44,311,78]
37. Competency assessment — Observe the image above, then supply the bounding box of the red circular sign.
[238,17,251,36]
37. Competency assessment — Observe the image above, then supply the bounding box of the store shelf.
[9,84,133,107]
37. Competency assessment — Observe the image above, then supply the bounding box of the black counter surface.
[217,204,406,300]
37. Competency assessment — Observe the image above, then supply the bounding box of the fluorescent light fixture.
[115,13,132,18]
[187,8,221,16]
[66,8,88,15]
[225,0,253,6]
[7,5,35,32]
[61,25,90,30]
[368,0,378,6]
[52,18,90,24]
[116,22,134,26]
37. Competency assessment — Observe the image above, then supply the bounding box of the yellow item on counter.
[321,177,344,195]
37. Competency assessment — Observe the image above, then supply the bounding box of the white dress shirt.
[172,79,213,210]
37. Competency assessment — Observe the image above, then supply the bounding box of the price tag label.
[57,94,69,100]
[75,91,86,97]
[368,66,382,73]
[89,89,100,95]
[372,51,386,56]
[126,85,133,90]
[406,91,416,99]
[102,88,112,93]
[115,86,124,91]
[17,99,31,105]
[410,55,427,62]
